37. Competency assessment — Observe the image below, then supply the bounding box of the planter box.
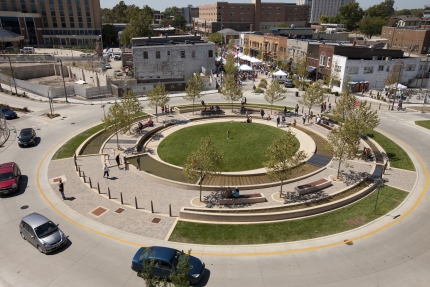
[295,178,332,196]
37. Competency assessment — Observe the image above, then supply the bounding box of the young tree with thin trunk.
[293,55,309,91]
[183,137,223,202]
[147,82,169,121]
[170,250,193,287]
[332,88,356,122]
[184,73,205,114]
[221,74,242,112]
[103,101,126,149]
[264,132,307,195]
[122,90,142,133]
[223,53,237,76]
[384,59,403,96]
[298,81,325,115]
[264,79,287,114]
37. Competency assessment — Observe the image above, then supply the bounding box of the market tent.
[239,64,253,71]
[273,70,287,76]
[240,55,251,61]
[235,53,243,58]
[386,83,407,90]
[249,57,262,63]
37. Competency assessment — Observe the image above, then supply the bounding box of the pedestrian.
[123,156,129,170]
[323,102,327,113]
[282,115,286,127]
[227,130,230,139]
[115,154,120,169]
[260,109,265,119]
[136,155,141,170]
[320,103,324,113]
[283,106,287,116]
[302,113,307,125]
[276,115,280,127]
[295,104,299,116]
[201,99,205,106]
[58,178,66,200]
[103,163,110,178]
[327,103,332,113]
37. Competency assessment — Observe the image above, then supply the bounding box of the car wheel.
[20,232,25,240]
[37,245,44,253]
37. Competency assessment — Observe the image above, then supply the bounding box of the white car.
[114,70,123,76]
[105,63,112,69]
[80,53,93,58]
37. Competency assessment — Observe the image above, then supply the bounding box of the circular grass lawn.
[157,122,299,172]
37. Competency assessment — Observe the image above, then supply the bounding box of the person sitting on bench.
[232,187,240,198]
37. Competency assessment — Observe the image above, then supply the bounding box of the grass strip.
[367,131,415,171]
[169,185,407,245]
[174,103,294,111]
[415,120,430,130]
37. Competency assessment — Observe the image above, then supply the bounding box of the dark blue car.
[131,246,205,285]
[0,107,17,119]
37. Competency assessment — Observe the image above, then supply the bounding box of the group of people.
[203,105,221,112]
[146,118,154,127]
[320,102,331,113]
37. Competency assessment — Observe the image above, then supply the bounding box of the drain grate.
[53,178,61,183]
[151,218,161,224]
[344,239,354,246]
[21,205,29,209]
[91,207,107,217]
[115,208,125,214]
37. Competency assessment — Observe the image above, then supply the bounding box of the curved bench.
[219,193,266,205]
[295,178,332,196]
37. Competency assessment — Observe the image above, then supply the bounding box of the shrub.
[260,79,267,84]
[258,83,267,88]
[255,88,264,93]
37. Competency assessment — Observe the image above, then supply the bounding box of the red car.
[0,162,21,195]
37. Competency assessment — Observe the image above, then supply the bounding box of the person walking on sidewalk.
[115,154,120,169]
[136,155,141,170]
[58,179,66,200]
[276,115,280,127]
[103,163,110,178]
[295,104,299,116]
[302,113,307,125]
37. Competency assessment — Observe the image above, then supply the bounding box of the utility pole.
[57,59,69,102]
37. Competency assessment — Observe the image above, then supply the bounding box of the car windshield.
[34,221,58,238]
[20,130,32,137]
[0,172,14,181]
[0,108,11,113]
[139,247,153,262]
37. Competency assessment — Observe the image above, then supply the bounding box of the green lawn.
[415,120,430,130]
[169,186,407,245]
[158,122,296,172]
[367,131,415,171]
[53,123,105,160]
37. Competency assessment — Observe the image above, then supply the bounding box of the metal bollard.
[169,204,172,217]
[120,192,123,204]
[379,103,381,110]
[108,187,111,199]
[151,200,154,213]
[335,98,336,103]
[83,172,86,183]
[78,166,81,177]
[97,182,100,194]
[370,102,372,108]
[301,106,304,114]
[135,196,138,209]
[89,177,92,188]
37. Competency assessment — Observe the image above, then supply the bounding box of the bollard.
[370,102,372,108]
[78,167,81,177]
[327,96,330,102]
[169,204,172,217]
[97,182,100,194]
[89,177,92,188]
[379,103,381,110]
[135,196,138,209]
[83,171,86,183]
[120,192,123,204]
[151,200,154,213]
[335,97,336,103]
[301,106,304,114]
[108,187,111,199]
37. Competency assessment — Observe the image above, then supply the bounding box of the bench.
[219,192,267,205]
[201,110,225,116]
[294,178,332,196]
[315,121,333,130]
[133,123,150,134]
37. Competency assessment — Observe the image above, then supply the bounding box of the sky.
[101,0,428,12]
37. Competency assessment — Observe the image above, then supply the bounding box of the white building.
[332,55,425,92]
[297,0,355,24]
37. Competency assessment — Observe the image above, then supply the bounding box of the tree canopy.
[358,16,387,39]
[147,82,170,120]
[162,6,187,29]
[264,79,286,114]
[298,82,325,115]
[338,2,364,31]
[184,73,205,114]
[366,0,395,19]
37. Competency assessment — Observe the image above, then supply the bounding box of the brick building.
[243,33,288,62]
[194,0,309,34]
[381,26,430,55]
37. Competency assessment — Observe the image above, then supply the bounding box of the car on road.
[114,70,123,76]
[18,128,36,147]
[284,79,294,88]
[0,162,21,195]
[105,63,112,69]
[80,53,93,58]
[19,213,68,253]
[0,107,17,119]
[131,246,205,285]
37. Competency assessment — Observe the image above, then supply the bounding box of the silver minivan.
[19,213,68,253]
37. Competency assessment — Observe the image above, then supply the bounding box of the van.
[20,47,34,54]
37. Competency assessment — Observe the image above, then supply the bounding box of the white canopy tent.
[273,70,288,81]
[386,83,407,91]
[240,55,251,61]
[250,57,262,63]
[239,64,253,71]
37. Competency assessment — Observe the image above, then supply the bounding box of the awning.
[307,66,316,72]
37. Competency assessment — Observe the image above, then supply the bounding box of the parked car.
[114,70,123,76]
[20,47,34,54]
[18,128,36,147]
[80,53,93,58]
[0,162,21,195]
[284,79,294,88]
[105,63,112,69]
[0,107,17,119]
[131,246,205,285]
[19,213,68,253]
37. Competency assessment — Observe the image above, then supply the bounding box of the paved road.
[1,87,430,286]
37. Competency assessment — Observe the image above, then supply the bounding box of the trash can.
[295,91,299,97]
[335,91,339,97]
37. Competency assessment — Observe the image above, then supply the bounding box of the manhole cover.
[91,207,107,217]
[71,123,75,124]
[151,218,161,224]
[21,205,29,209]
[115,208,125,214]
[53,178,61,182]
[344,239,354,246]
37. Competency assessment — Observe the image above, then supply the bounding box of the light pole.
[101,104,106,118]
[4,56,17,95]
[391,62,403,111]
[57,59,69,102]
[198,167,203,202]
[373,178,384,214]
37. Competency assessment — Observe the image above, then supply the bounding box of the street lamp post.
[198,167,203,202]
[391,62,404,111]
[57,59,69,102]
[4,56,17,95]
[373,178,385,214]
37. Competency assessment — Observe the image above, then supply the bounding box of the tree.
[384,59,403,96]
[184,73,205,114]
[298,82,325,115]
[137,258,168,287]
[319,15,330,24]
[162,6,187,29]
[102,24,118,45]
[101,8,116,23]
[183,137,223,202]
[120,8,153,46]
[293,55,309,91]
[208,33,222,45]
[358,17,387,39]
[122,90,142,133]
[221,74,242,112]
[324,60,341,92]
[111,1,128,23]
[338,2,364,31]
[264,79,286,114]
[223,53,237,76]
[332,89,356,122]
[103,101,126,149]
[170,250,193,287]
[243,44,250,56]
[147,82,169,121]
[264,132,307,195]
[366,0,395,19]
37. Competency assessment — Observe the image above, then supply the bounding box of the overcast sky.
[101,0,427,12]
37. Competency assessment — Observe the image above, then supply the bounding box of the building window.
[327,57,331,67]
[405,64,415,71]
[348,66,359,74]
[167,51,170,56]
[208,50,213,57]
[334,65,341,72]
[181,51,185,58]
[363,66,374,74]
[192,51,195,58]
[156,51,160,59]
[378,65,384,71]
[143,51,148,59]
[319,55,325,66]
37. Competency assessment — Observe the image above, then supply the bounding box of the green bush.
[255,88,264,93]
[260,79,267,84]
[258,83,267,88]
